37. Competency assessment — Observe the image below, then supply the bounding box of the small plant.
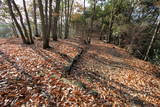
[74,81,87,89]
[86,76,94,83]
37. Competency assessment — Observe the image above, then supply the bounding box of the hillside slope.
[69,39,160,106]
[0,37,159,106]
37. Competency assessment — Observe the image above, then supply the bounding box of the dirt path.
[68,39,160,106]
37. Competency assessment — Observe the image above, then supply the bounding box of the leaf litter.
[0,37,160,106]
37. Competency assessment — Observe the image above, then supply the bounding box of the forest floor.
[0,37,160,106]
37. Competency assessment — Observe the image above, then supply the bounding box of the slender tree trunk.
[45,0,51,48]
[83,0,86,41]
[33,0,39,37]
[69,0,74,16]
[45,0,48,28]
[91,0,96,30]
[100,2,104,40]
[47,0,53,40]
[68,0,74,36]
[107,11,114,43]
[64,0,74,39]
[88,0,96,44]
[23,0,34,44]
[7,0,27,44]
[60,0,64,38]
[67,0,70,37]
[100,24,105,40]
[58,20,61,38]
[64,0,67,39]
[64,0,69,39]
[144,21,160,60]
[38,0,50,49]
[52,0,61,41]
[12,0,30,43]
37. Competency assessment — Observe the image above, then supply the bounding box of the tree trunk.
[64,0,69,39]
[47,0,53,40]
[23,0,34,44]
[12,0,30,43]
[144,21,160,61]
[107,11,114,43]
[52,0,61,41]
[45,0,48,28]
[38,0,50,49]
[33,0,39,37]
[82,0,86,42]
[87,0,96,44]
[100,24,105,40]
[7,0,27,44]
[60,0,64,38]
[100,2,104,40]
[68,0,74,36]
